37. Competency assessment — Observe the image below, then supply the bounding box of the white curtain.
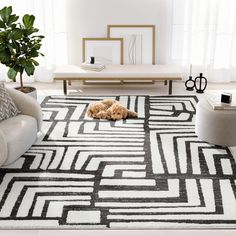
[171,0,236,82]
[0,0,68,82]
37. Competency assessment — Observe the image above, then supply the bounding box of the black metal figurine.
[185,64,195,91]
[194,73,207,93]
[185,75,195,91]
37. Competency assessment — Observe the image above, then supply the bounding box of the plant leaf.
[23,14,35,29]
[25,61,35,76]
[0,44,5,51]
[0,32,6,43]
[0,49,11,63]
[7,68,17,81]
[14,65,24,74]
[30,59,39,66]
[0,20,5,28]
[7,14,19,26]
[7,45,15,54]
[27,49,39,58]
[0,6,12,23]
[32,43,42,50]
[11,41,20,52]
[32,35,44,39]
[8,28,22,40]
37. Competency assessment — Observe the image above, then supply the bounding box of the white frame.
[108,25,155,65]
[82,38,123,65]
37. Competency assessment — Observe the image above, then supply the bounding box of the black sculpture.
[194,73,207,93]
[185,76,195,91]
[185,64,195,91]
[90,56,95,64]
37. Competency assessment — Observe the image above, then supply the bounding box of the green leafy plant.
[0,6,44,91]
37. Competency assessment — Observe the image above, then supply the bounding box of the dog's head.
[108,103,128,120]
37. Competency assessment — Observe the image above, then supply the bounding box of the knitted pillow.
[0,83,20,121]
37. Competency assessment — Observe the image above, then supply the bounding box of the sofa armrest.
[7,88,43,131]
[0,129,8,166]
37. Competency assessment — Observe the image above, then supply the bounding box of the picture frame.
[107,25,156,65]
[82,38,124,65]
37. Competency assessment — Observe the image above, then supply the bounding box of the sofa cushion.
[0,130,7,166]
[0,82,20,121]
[0,114,37,165]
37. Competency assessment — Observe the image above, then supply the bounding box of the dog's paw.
[86,109,93,117]
[127,110,138,118]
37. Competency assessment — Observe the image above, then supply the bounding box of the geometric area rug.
[0,95,236,229]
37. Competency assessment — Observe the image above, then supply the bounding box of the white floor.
[3,80,236,236]
[1,230,236,236]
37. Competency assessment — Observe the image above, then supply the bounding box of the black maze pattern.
[0,95,236,229]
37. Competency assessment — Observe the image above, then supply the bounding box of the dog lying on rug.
[86,99,138,120]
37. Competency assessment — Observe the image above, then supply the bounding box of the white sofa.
[0,88,42,166]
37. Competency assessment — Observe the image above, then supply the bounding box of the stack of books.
[81,62,105,72]
[206,91,236,110]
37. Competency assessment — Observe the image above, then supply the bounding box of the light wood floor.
[6,80,236,97]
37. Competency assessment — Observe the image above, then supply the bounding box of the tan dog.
[86,99,138,120]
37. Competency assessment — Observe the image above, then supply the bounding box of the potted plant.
[0,6,44,98]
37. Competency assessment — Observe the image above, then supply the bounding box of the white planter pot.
[27,89,37,99]
[15,87,37,100]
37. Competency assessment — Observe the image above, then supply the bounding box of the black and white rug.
[0,95,236,229]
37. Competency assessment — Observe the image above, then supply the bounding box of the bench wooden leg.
[68,80,71,86]
[168,80,172,95]
[63,80,67,95]
[164,80,168,86]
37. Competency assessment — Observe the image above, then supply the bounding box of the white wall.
[66,0,173,65]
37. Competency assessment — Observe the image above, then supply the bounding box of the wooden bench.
[54,65,182,95]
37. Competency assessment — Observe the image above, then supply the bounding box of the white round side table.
[195,99,236,146]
